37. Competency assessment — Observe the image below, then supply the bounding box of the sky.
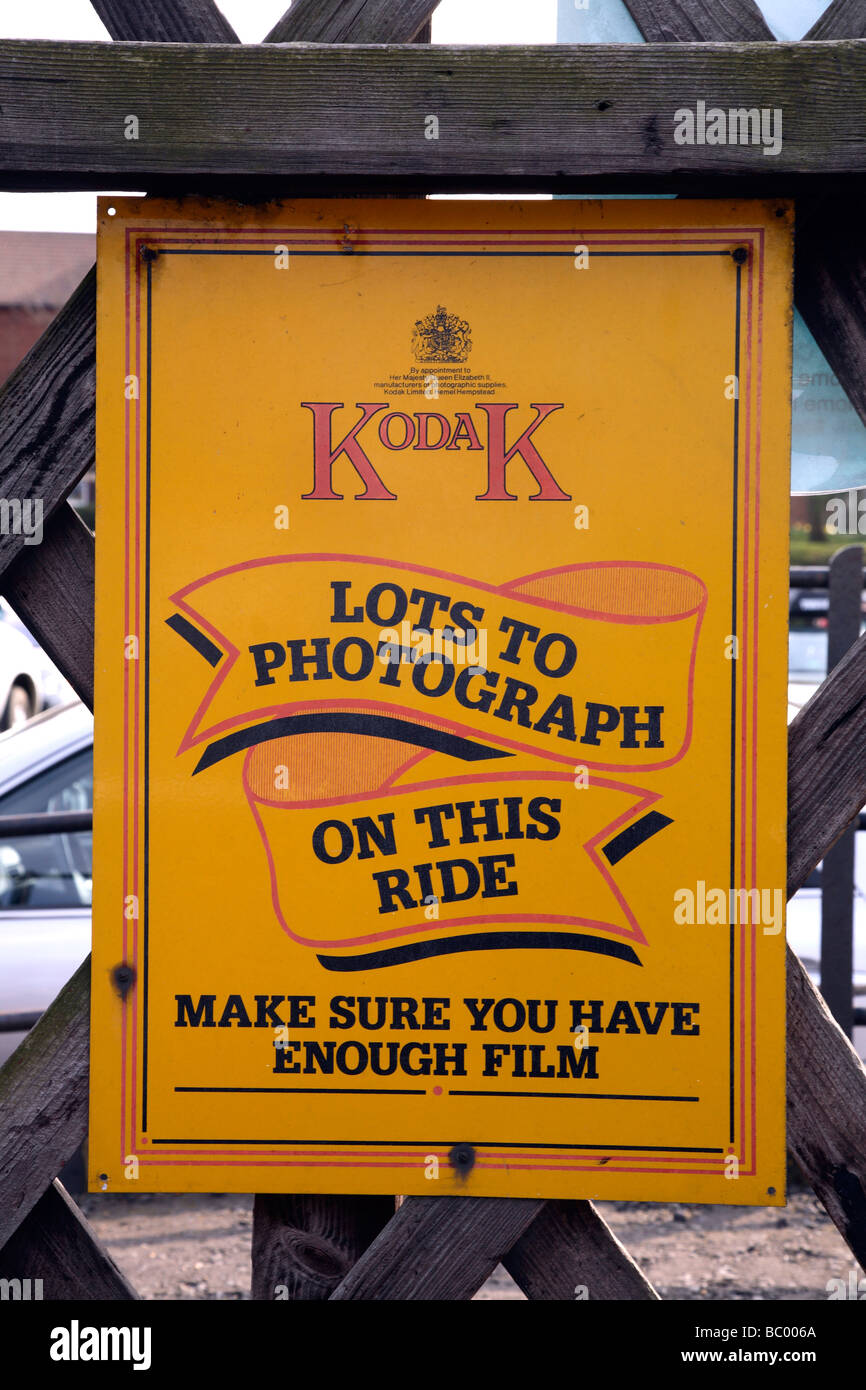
[0,0,832,231]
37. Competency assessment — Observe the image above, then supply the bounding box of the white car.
[0,596,75,726]
[0,602,45,729]
[0,701,93,1063]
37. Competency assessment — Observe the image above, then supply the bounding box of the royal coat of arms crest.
[411,305,472,362]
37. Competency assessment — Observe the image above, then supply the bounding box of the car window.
[0,749,92,909]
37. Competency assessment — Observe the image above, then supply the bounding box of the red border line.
[118,223,763,1183]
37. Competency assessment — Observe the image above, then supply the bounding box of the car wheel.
[2,683,34,730]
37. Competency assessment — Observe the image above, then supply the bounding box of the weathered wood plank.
[251,1193,396,1299]
[0,269,95,580]
[267,0,440,44]
[0,958,90,1249]
[787,945,866,1269]
[2,40,866,192]
[330,1193,544,1299]
[3,505,94,708]
[0,1179,137,1299]
[818,545,862,1035]
[624,0,866,448]
[503,1199,659,1299]
[89,0,239,43]
[795,195,866,433]
[786,635,866,1268]
[0,0,243,586]
[622,0,774,42]
[806,0,866,40]
[787,630,866,898]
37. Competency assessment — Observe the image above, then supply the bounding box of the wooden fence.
[1,0,866,1299]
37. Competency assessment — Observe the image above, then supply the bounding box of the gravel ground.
[75,1183,856,1301]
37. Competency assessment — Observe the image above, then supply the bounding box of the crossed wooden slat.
[621,2,866,434]
[1,0,865,1300]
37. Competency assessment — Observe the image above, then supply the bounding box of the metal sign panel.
[90,198,791,1203]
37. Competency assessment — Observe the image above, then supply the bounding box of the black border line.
[176,1085,426,1096]
[173,1085,695,1101]
[149,1137,724,1152]
[142,257,152,1133]
[730,262,742,1145]
[140,240,744,1158]
[158,249,731,259]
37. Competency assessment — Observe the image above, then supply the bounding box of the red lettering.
[378,411,416,450]
[445,412,484,451]
[475,403,570,501]
[301,402,396,500]
[414,412,452,450]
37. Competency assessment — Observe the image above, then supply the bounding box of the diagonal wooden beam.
[622,0,774,42]
[251,1193,396,1299]
[787,939,866,1269]
[806,0,866,40]
[794,192,866,432]
[3,504,94,707]
[0,1179,137,1299]
[0,270,95,580]
[621,1,866,474]
[0,957,90,1250]
[788,623,866,897]
[90,0,239,43]
[267,0,441,44]
[502,1199,659,1299]
[0,0,244,590]
[329,1193,545,1299]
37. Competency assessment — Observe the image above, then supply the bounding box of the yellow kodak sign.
[90,198,791,1203]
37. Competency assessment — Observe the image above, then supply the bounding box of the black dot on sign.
[448,1143,476,1175]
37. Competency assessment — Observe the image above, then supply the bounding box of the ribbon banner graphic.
[169,555,707,773]
[241,733,669,970]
